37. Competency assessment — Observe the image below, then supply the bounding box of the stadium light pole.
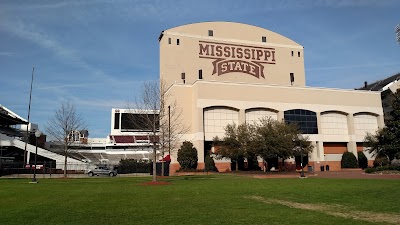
[24,66,35,166]
[30,129,41,183]
[396,24,400,44]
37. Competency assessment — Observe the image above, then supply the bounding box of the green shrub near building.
[357,151,368,169]
[341,151,358,168]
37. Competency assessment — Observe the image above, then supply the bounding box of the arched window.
[204,106,239,139]
[245,108,278,124]
[284,109,318,134]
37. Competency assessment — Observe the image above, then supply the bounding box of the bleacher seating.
[80,152,101,164]
[112,135,135,143]
[0,126,23,137]
[68,152,86,161]
[134,135,149,141]
[107,154,126,164]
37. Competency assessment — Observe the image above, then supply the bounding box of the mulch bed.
[140,181,171,186]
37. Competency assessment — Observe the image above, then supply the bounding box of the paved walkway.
[2,170,400,180]
[249,169,400,180]
[311,169,400,179]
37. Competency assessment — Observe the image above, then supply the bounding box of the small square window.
[291,51,294,57]
[262,36,266,42]
[298,51,301,57]
[208,30,213,37]
[199,69,203,79]
[181,72,185,80]
[177,39,180,45]
[168,38,171,44]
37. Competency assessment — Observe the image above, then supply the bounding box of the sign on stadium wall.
[198,41,276,79]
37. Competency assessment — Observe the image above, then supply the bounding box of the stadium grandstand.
[44,108,160,165]
[1,105,160,177]
[0,104,86,172]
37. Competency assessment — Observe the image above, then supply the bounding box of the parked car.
[87,165,117,177]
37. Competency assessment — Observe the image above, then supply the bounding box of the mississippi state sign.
[199,41,276,79]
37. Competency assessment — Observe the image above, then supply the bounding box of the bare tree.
[129,79,188,182]
[46,100,86,177]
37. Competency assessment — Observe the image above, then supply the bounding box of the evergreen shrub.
[341,151,358,168]
[177,141,198,170]
[205,153,218,172]
[357,151,368,169]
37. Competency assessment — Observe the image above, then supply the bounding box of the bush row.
[117,159,151,174]
[341,151,368,169]
[364,165,400,173]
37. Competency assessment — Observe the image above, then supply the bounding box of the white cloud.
[0,20,129,85]
[0,51,15,56]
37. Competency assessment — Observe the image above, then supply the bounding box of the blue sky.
[1,0,399,138]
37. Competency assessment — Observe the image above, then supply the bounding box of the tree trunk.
[235,160,238,171]
[161,159,165,177]
[161,132,165,176]
[152,141,157,182]
[64,148,67,178]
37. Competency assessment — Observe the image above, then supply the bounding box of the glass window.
[114,113,120,129]
[284,109,318,134]
[208,30,213,37]
[262,36,266,42]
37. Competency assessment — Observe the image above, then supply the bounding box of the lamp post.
[168,105,171,156]
[300,142,305,178]
[31,129,41,183]
[298,134,305,178]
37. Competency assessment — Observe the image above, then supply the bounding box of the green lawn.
[0,175,399,225]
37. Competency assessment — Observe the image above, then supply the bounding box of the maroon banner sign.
[199,41,276,79]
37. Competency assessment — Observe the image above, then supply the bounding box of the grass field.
[0,174,399,225]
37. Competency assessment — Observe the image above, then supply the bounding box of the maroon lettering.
[199,44,209,56]
[215,45,223,57]
[256,50,263,61]
[244,49,251,59]
[236,48,243,58]
[264,50,271,61]
[223,46,231,57]
[212,59,265,78]
[200,41,276,79]
[210,45,215,56]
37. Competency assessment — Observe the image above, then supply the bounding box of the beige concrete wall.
[166,81,383,166]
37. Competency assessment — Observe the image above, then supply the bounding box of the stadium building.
[0,106,156,172]
[158,22,384,172]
